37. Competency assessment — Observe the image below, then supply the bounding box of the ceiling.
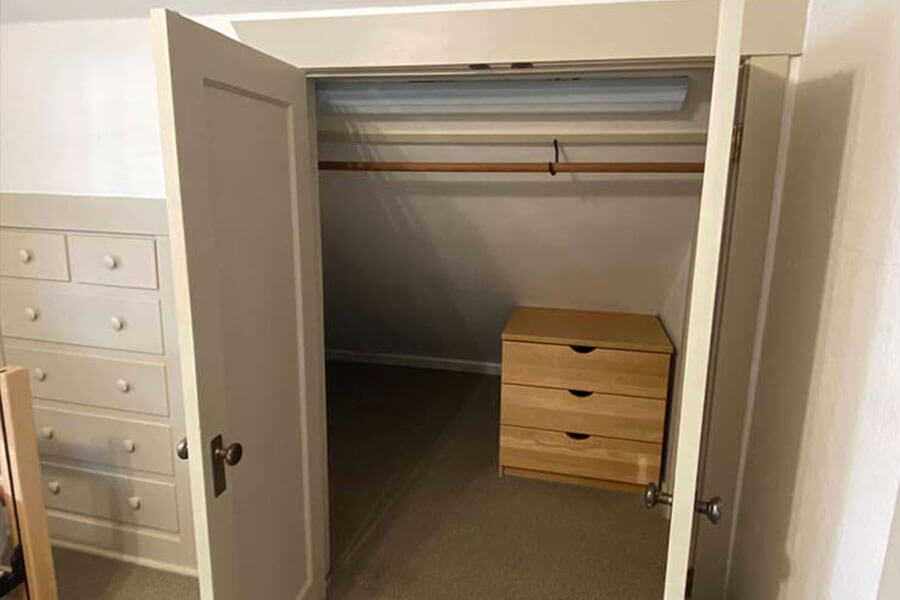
[0,0,618,24]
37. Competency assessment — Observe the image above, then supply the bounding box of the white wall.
[729,0,900,597]
[0,20,165,196]
[1,18,707,369]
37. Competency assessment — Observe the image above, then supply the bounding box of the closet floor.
[326,362,667,600]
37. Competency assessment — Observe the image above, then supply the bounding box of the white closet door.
[151,10,327,600]
[664,0,747,598]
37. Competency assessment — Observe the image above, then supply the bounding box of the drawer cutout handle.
[568,389,593,398]
[565,432,591,441]
[569,345,596,354]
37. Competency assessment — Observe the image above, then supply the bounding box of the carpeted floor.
[52,546,199,599]
[50,362,667,599]
[325,362,667,600]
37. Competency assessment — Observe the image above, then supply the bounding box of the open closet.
[0,2,800,599]
[313,67,712,598]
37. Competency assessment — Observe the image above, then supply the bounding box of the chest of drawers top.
[502,306,673,354]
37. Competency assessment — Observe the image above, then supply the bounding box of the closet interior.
[315,63,713,598]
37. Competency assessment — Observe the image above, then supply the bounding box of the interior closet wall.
[317,69,713,369]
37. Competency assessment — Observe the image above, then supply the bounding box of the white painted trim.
[326,349,501,375]
[0,193,168,235]
[724,54,802,593]
[233,1,808,72]
[50,538,198,578]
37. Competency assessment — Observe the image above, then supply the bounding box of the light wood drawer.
[501,384,665,443]
[34,407,174,475]
[0,284,163,353]
[499,425,661,485]
[41,464,178,532]
[502,341,670,399]
[4,346,169,416]
[68,235,158,289]
[0,230,69,281]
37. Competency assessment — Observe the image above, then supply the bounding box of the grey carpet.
[326,362,667,600]
[52,546,199,599]
[50,362,667,599]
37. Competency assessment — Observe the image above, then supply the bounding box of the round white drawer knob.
[34,368,47,382]
[25,307,39,321]
[116,378,131,393]
[18,248,32,263]
[128,496,141,510]
[47,481,61,495]
[109,316,125,331]
[103,254,118,270]
[122,439,136,453]
[40,426,54,440]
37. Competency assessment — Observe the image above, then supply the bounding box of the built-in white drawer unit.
[34,406,174,475]
[41,464,179,532]
[0,230,69,281]
[0,284,163,353]
[1,193,194,572]
[3,346,169,416]
[68,235,159,289]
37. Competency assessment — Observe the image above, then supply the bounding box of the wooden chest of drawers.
[499,306,673,492]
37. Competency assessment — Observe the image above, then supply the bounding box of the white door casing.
[151,9,327,600]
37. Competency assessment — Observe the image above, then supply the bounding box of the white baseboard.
[50,538,198,577]
[326,349,500,375]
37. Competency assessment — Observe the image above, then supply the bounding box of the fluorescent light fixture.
[316,76,689,115]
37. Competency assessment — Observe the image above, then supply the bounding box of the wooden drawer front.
[0,230,69,281]
[0,285,163,353]
[501,384,665,443]
[68,235,158,289]
[42,464,178,532]
[34,407,174,475]
[500,426,661,485]
[4,346,168,416]
[502,341,670,399]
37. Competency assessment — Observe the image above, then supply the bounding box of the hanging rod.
[317,161,704,174]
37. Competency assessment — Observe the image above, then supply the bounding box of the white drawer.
[42,464,178,532]
[3,346,169,416]
[68,235,158,289]
[0,230,69,281]
[0,284,163,353]
[34,407,174,475]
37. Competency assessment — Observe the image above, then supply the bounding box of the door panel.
[664,0,747,598]
[151,10,327,600]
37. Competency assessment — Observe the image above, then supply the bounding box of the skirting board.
[326,349,500,375]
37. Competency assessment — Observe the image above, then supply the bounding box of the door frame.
[165,2,759,597]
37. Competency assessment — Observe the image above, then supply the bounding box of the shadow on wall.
[730,69,882,598]
[319,172,700,364]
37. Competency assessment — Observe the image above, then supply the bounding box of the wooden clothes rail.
[318,161,704,174]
